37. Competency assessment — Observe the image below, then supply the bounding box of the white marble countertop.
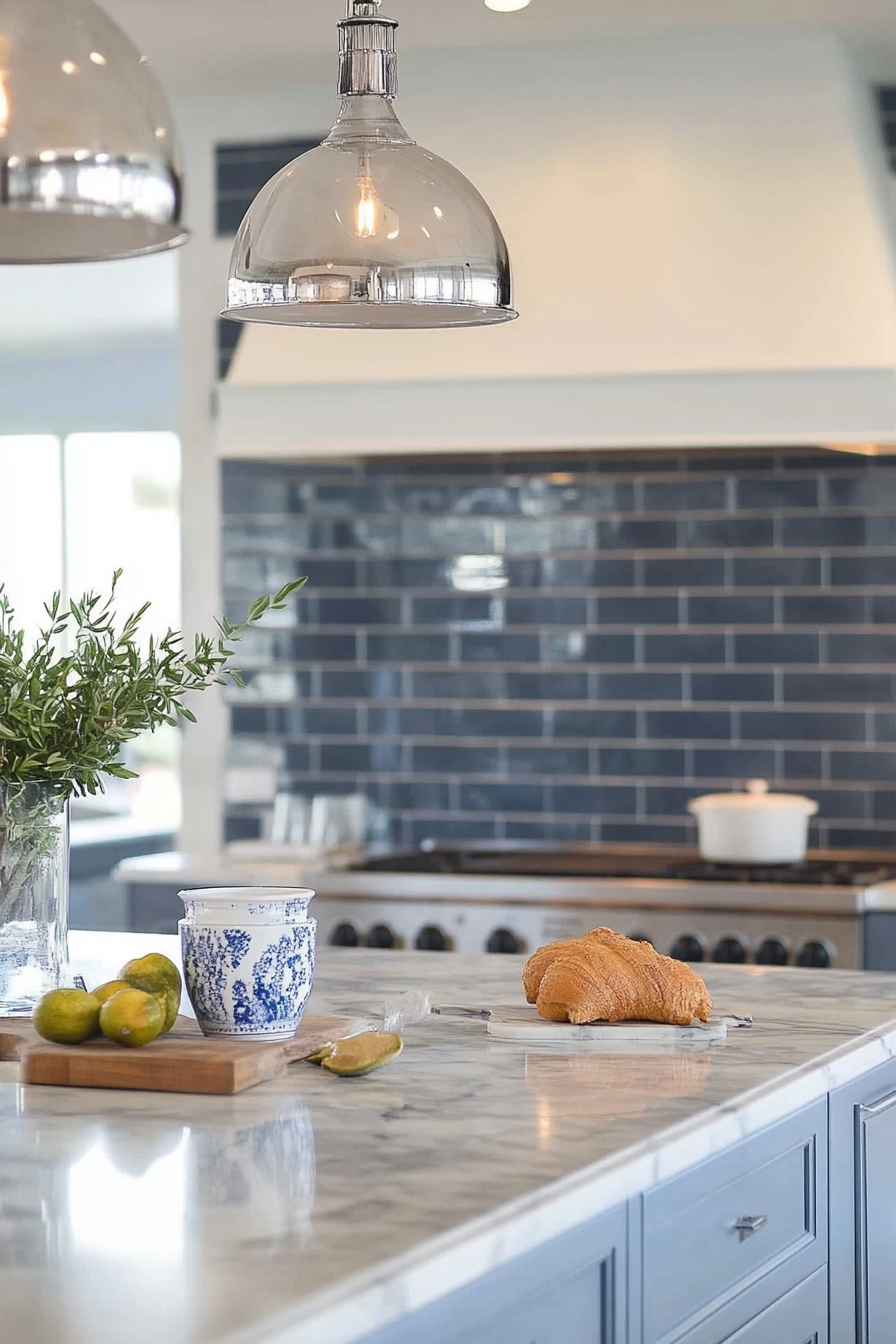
[4,932,896,1344]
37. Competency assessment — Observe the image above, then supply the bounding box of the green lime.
[92,979,131,1006]
[99,988,165,1048]
[33,989,101,1044]
[120,953,182,1032]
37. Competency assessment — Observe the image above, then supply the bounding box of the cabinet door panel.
[720,1267,827,1344]
[829,1054,896,1344]
[856,1088,896,1343]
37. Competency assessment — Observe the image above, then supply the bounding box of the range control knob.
[669,934,706,963]
[755,937,790,966]
[796,939,834,969]
[415,925,449,952]
[330,922,361,948]
[486,928,523,955]
[712,936,748,965]
[367,923,398,949]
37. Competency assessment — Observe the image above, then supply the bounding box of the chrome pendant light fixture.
[0,0,188,264]
[223,0,517,329]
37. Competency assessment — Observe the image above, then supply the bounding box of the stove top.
[358,843,896,890]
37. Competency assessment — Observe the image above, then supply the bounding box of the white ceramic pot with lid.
[687,780,819,864]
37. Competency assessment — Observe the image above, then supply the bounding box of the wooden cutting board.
[0,1013,353,1095]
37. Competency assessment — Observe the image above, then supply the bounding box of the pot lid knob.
[745,779,769,796]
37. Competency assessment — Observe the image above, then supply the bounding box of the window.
[0,431,181,828]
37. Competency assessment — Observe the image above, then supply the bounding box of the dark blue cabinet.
[830,1056,896,1344]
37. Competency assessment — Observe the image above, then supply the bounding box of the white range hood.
[217,30,896,457]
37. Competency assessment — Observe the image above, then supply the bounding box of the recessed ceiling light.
[484,0,531,11]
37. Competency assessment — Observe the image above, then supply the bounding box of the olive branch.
[0,571,306,920]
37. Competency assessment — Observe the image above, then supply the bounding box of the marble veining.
[2,932,896,1344]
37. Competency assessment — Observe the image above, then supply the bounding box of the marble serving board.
[483,1004,728,1044]
[0,1013,352,1095]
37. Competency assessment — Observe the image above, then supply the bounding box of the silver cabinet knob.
[734,1214,769,1242]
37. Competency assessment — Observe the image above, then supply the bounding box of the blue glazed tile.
[458,707,546,737]
[642,557,726,588]
[783,594,864,624]
[874,713,896,742]
[551,784,638,814]
[411,669,505,699]
[303,558,359,588]
[376,706,544,737]
[592,671,683,700]
[507,745,590,775]
[363,557,449,589]
[504,596,588,625]
[231,707,269,735]
[687,595,775,625]
[692,747,777,779]
[645,710,731,739]
[331,517,403,551]
[551,709,638,739]
[301,633,358,662]
[691,671,775,701]
[541,557,634,588]
[784,672,896,704]
[679,516,774,548]
[366,632,451,662]
[643,479,727,511]
[830,555,896,586]
[507,671,589,700]
[410,818,499,844]
[504,517,595,554]
[740,710,865,742]
[321,742,403,772]
[601,821,693,845]
[296,706,358,736]
[224,814,263,843]
[732,555,822,586]
[461,632,541,663]
[732,633,820,664]
[367,780,452,810]
[806,788,871,820]
[412,744,501,774]
[829,750,896,782]
[644,785,705,816]
[284,742,311,772]
[736,478,819,509]
[544,632,635,664]
[503,558,542,588]
[318,597,402,626]
[872,790,896,821]
[780,516,867,547]
[643,633,727,664]
[827,633,896,664]
[596,518,677,551]
[412,595,501,626]
[829,826,896,849]
[288,777,358,798]
[825,474,896,507]
[599,595,680,624]
[869,596,896,624]
[319,668,403,699]
[598,747,686,776]
[460,782,545,813]
[504,818,594,842]
[783,750,824,779]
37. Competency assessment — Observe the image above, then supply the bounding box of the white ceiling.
[105,0,896,94]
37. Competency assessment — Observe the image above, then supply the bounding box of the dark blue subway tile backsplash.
[222,449,896,848]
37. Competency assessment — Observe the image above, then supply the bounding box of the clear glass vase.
[0,782,69,1016]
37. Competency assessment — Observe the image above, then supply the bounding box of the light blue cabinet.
[362,1201,628,1344]
[829,1055,896,1344]
[361,1065,893,1344]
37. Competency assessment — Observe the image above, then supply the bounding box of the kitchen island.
[2,933,896,1344]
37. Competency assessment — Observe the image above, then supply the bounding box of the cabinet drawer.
[643,1100,826,1344]
[720,1266,827,1344]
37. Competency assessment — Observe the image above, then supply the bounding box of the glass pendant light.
[224,0,517,329]
[0,0,188,264]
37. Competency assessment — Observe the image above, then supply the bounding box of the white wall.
[226,30,896,387]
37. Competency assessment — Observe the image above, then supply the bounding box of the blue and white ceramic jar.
[179,887,317,1041]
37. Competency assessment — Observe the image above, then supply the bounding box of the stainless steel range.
[310,843,896,972]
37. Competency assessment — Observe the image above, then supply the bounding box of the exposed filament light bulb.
[354,167,381,239]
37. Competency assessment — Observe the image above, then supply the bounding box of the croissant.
[522,927,712,1026]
